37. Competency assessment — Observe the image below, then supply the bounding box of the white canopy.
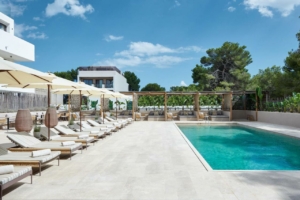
[0,57,55,85]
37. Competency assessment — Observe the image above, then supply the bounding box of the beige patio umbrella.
[52,87,108,131]
[5,77,85,141]
[0,57,55,84]
[87,91,130,121]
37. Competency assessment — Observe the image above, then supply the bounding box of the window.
[95,80,103,88]
[83,79,93,86]
[105,79,113,88]
[0,23,7,32]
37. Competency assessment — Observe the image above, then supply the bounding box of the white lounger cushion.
[61,141,75,146]
[77,135,88,139]
[0,165,14,175]
[7,133,41,148]
[7,133,81,151]
[31,149,51,157]
[0,166,31,184]
[0,151,61,163]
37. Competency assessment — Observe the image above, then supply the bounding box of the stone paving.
[0,121,300,199]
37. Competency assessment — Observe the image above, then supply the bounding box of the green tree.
[191,64,214,90]
[170,84,198,92]
[200,42,252,90]
[141,83,165,91]
[248,66,283,97]
[282,30,300,94]
[124,71,140,91]
[53,68,78,81]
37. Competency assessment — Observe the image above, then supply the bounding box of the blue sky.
[1,0,300,91]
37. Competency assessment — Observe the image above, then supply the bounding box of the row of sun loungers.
[0,117,133,199]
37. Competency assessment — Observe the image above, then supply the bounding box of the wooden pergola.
[120,91,257,121]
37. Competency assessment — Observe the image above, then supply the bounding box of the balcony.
[0,30,34,62]
[105,83,113,89]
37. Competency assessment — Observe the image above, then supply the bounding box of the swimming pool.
[178,124,300,170]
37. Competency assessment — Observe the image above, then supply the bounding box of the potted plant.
[68,117,74,129]
[33,125,41,139]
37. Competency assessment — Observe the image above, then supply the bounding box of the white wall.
[0,13,34,62]
[78,70,129,92]
[255,111,300,128]
[51,94,63,106]
[113,73,128,92]
[0,85,35,93]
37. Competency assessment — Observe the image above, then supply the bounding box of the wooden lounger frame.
[0,154,59,176]
[0,169,32,200]
[8,145,82,160]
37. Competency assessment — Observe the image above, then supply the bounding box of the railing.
[95,84,103,88]
[105,83,113,88]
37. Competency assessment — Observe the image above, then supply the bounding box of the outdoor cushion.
[0,166,31,185]
[61,141,75,146]
[0,151,61,163]
[31,149,51,157]
[78,135,89,139]
[0,165,14,175]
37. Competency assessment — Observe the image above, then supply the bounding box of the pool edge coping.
[173,122,213,171]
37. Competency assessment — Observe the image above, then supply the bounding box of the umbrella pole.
[47,84,50,142]
[102,94,104,124]
[116,98,117,120]
[99,95,101,121]
[80,90,82,132]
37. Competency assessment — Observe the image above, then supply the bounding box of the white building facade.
[77,66,129,92]
[0,12,62,106]
[0,12,35,94]
[77,66,129,110]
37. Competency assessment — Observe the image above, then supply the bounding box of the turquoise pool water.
[178,124,300,170]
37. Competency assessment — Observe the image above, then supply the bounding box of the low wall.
[255,111,300,128]
[232,110,247,120]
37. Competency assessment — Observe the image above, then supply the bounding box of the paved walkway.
[1,121,300,199]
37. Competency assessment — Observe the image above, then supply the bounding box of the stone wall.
[0,91,47,112]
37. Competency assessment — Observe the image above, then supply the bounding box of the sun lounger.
[0,165,32,200]
[77,122,114,134]
[105,116,130,125]
[6,133,82,160]
[55,125,106,139]
[39,127,95,149]
[86,120,118,132]
[98,118,123,129]
[0,146,60,176]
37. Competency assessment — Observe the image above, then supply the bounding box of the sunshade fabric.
[0,57,55,84]
[6,77,83,90]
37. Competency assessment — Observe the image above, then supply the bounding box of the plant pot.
[45,107,58,128]
[15,109,33,132]
[34,131,40,139]
[69,125,74,129]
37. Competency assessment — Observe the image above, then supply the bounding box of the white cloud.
[27,32,48,39]
[180,81,187,86]
[0,0,26,16]
[14,24,37,37]
[104,35,124,42]
[244,0,300,17]
[33,16,44,21]
[228,7,236,12]
[116,42,176,57]
[96,41,199,68]
[45,0,94,19]
[170,0,181,9]
[96,53,102,56]
[14,23,47,39]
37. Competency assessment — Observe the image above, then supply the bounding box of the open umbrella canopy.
[0,57,55,84]
[5,76,83,90]
[52,87,108,95]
